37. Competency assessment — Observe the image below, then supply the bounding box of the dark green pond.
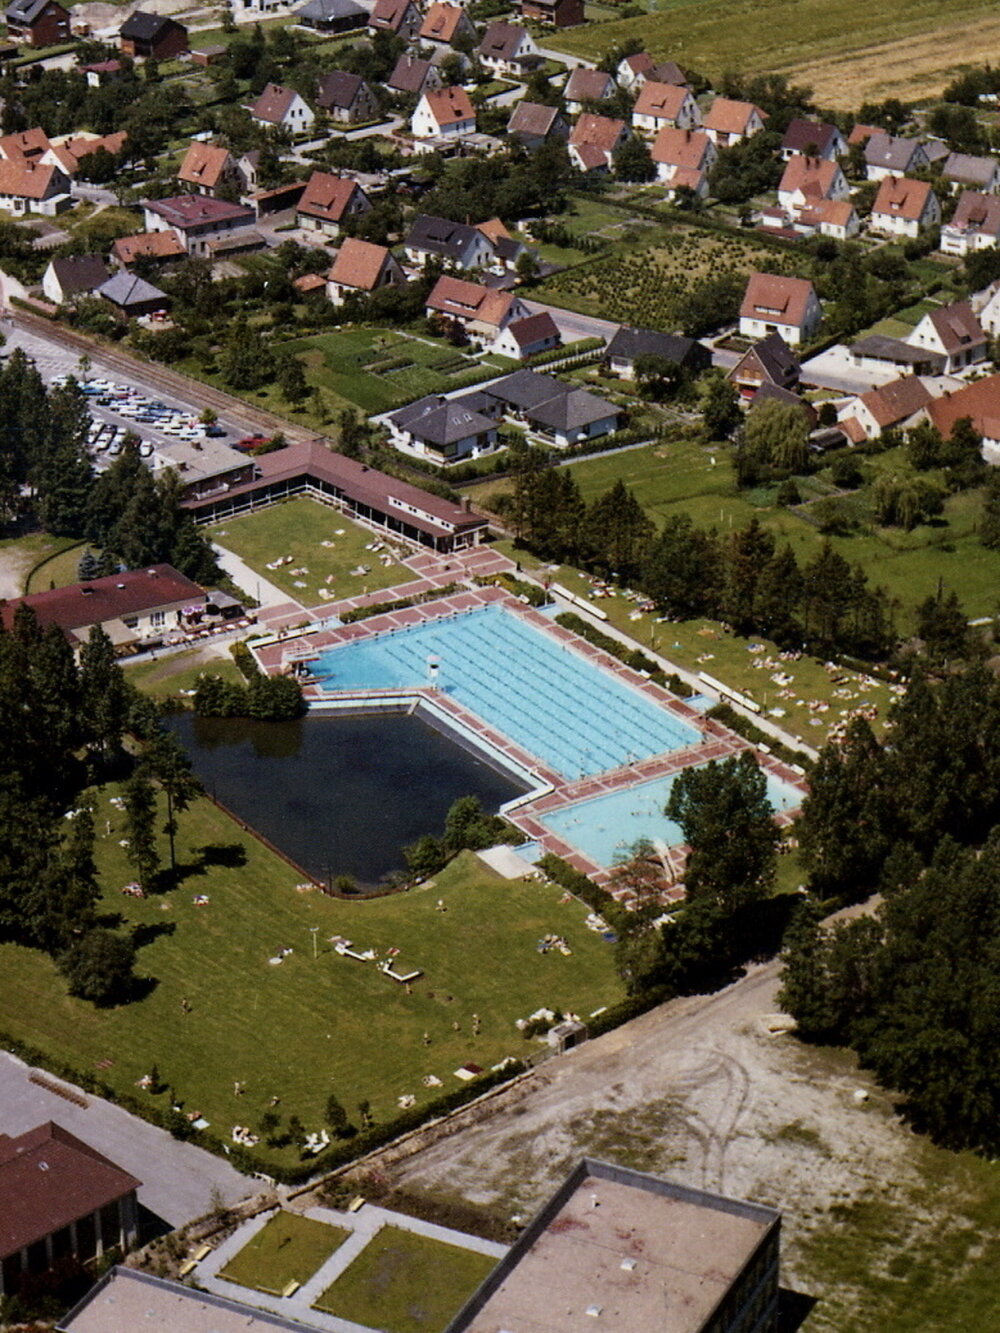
[167,711,528,887]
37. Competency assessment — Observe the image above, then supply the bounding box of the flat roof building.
[446,1158,781,1333]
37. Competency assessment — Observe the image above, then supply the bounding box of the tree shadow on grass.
[132,920,176,950]
[153,842,249,892]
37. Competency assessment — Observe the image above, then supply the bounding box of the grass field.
[220,1212,350,1294]
[535,228,800,331]
[0,789,619,1158]
[313,1226,495,1332]
[23,539,86,594]
[124,645,245,699]
[546,0,1000,109]
[211,498,413,605]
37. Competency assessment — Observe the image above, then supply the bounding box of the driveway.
[0,1051,255,1229]
[521,298,620,345]
[799,344,898,394]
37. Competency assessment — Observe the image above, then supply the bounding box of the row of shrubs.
[554,611,692,699]
[339,583,462,624]
[705,702,813,770]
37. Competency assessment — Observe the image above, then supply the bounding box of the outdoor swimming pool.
[311,605,699,780]
[539,766,802,869]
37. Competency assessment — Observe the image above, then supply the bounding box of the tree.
[665,752,779,911]
[742,399,809,474]
[123,770,159,892]
[917,587,971,663]
[59,928,136,1006]
[276,352,308,404]
[78,625,129,769]
[982,470,1000,550]
[633,353,684,402]
[325,1092,353,1136]
[221,317,275,390]
[145,731,201,878]
[699,371,740,439]
[613,134,655,182]
[584,480,654,582]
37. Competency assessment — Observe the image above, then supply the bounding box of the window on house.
[150,611,166,628]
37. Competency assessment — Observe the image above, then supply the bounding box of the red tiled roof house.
[739,272,822,346]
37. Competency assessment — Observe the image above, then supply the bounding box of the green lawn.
[220,1212,350,1294]
[124,646,245,700]
[211,498,412,604]
[24,539,87,594]
[313,1226,495,1332]
[0,532,82,595]
[0,791,619,1158]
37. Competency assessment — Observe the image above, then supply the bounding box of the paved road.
[521,298,620,345]
[0,1051,255,1228]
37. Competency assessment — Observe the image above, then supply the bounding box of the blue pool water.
[540,767,802,869]
[311,605,699,779]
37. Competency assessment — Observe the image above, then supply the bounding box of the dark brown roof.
[0,1122,141,1258]
[316,70,367,111]
[387,53,435,94]
[0,564,204,639]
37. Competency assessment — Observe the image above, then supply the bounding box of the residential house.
[651,126,716,198]
[315,71,380,124]
[927,372,1000,455]
[4,0,69,47]
[616,51,654,91]
[703,98,766,147]
[739,272,822,345]
[0,565,207,649]
[779,118,846,161]
[189,45,226,68]
[425,274,527,342]
[412,87,476,140]
[516,0,583,26]
[97,271,169,319]
[111,230,186,267]
[41,253,109,305]
[795,199,860,241]
[405,213,496,270]
[507,100,569,151]
[368,0,421,39]
[296,171,371,236]
[386,54,441,99]
[492,310,561,360]
[294,0,367,32]
[728,331,799,398]
[777,154,849,210]
[0,126,50,164]
[943,190,1000,256]
[248,83,315,135]
[45,131,128,178]
[563,67,615,116]
[514,384,619,446]
[869,176,940,238]
[0,1123,140,1297]
[906,299,987,373]
[143,195,257,256]
[864,132,929,180]
[568,113,628,172]
[418,2,475,50]
[0,159,69,214]
[177,141,242,198]
[632,81,701,135]
[326,237,405,305]
[942,151,1000,194]
[605,324,709,378]
[119,12,188,58]
[838,375,932,442]
[477,216,526,271]
[476,21,539,77]
[387,393,499,464]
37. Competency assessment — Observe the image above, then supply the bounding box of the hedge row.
[339,582,461,624]
[537,852,631,935]
[705,702,813,770]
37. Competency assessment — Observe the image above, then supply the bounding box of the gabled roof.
[97,271,168,307]
[703,97,765,135]
[857,375,932,428]
[779,154,841,199]
[178,141,233,190]
[730,330,798,383]
[328,237,394,290]
[0,158,59,199]
[915,300,985,355]
[781,118,841,156]
[564,68,614,103]
[297,170,363,222]
[633,81,690,121]
[316,69,367,111]
[950,189,1000,236]
[569,113,626,154]
[528,385,616,431]
[369,0,416,30]
[419,1,467,42]
[391,395,495,446]
[503,310,559,347]
[47,253,109,296]
[943,152,999,187]
[848,122,880,145]
[407,212,485,259]
[427,274,516,328]
[927,372,1000,441]
[798,198,856,228]
[606,324,704,367]
[864,132,924,172]
[651,126,711,169]
[296,0,365,18]
[421,86,475,129]
[651,60,686,86]
[388,54,435,94]
[871,175,934,222]
[0,1123,141,1259]
[249,82,304,125]
[0,565,201,639]
[5,0,61,25]
[477,19,530,60]
[120,10,181,40]
[508,100,562,138]
[0,126,49,162]
[485,367,566,409]
[741,272,818,328]
[146,194,254,228]
[113,230,186,263]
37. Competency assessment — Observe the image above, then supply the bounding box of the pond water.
[167,711,528,888]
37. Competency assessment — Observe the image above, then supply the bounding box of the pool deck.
[254,584,808,902]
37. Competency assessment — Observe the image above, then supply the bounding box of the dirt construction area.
[351,959,1000,1331]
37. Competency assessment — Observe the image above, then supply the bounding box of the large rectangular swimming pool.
[310,605,699,780]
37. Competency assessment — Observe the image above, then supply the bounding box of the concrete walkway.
[198,1202,506,1333]
[213,542,306,613]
